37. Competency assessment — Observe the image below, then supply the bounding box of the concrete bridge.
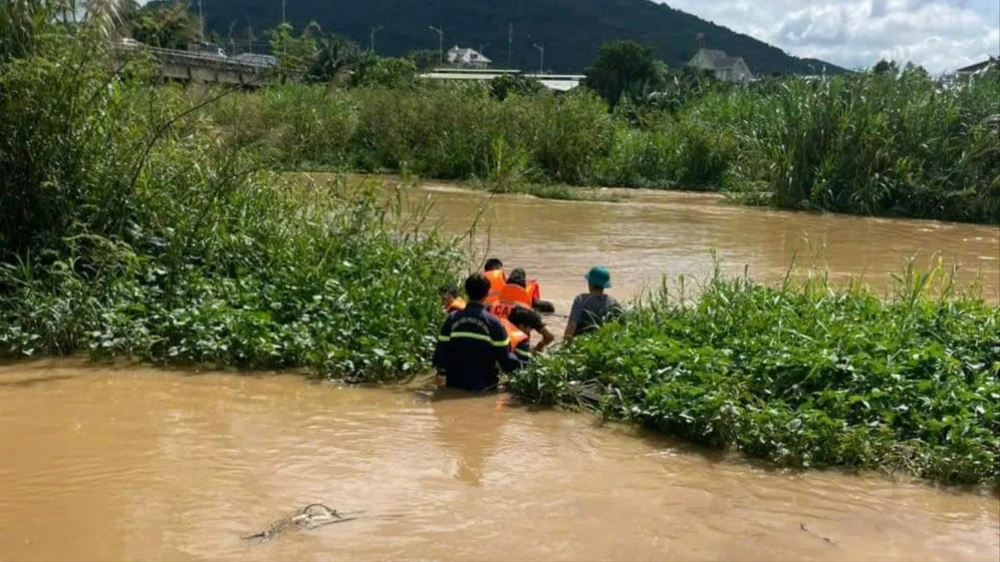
[117,44,274,87]
[419,68,585,92]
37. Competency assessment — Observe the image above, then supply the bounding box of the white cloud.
[659,0,1000,72]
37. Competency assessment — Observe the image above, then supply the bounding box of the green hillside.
[202,0,844,74]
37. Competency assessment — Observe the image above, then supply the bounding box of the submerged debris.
[800,523,836,546]
[243,504,360,544]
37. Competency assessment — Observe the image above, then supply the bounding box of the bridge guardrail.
[115,43,274,71]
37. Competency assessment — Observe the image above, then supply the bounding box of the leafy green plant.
[0,1,461,381]
[509,262,1000,488]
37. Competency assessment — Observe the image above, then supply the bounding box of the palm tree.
[308,34,361,83]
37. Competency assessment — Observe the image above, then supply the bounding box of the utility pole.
[370,25,384,53]
[507,22,513,69]
[247,20,253,54]
[198,0,205,42]
[429,26,444,64]
[533,43,544,74]
[281,0,287,25]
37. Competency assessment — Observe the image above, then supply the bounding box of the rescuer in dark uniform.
[432,273,521,392]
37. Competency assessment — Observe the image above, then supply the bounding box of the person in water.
[439,284,466,314]
[564,266,621,342]
[505,268,534,302]
[501,270,555,352]
[505,267,555,314]
[506,306,548,365]
[483,258,506,305]
[484,257,504,272]
[433,273,521,392]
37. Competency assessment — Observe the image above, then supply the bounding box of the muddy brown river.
[1,184,999,561]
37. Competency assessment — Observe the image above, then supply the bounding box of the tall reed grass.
[203,65,999,223]
[715,69,1000,222]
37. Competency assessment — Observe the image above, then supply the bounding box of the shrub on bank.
[0,3,459,380]
[509,266,1000,487]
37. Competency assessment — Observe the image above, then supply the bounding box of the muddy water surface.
[412,182,999,313]
[1,361,998,562]
[2,184,999,561]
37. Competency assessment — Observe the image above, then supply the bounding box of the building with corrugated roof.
[446,46,492,69]
[956,56,998,77]
[687,49,754,84]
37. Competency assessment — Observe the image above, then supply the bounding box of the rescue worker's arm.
[524,309,554,353]
[535,326,555,353]
[512,340,533,367]
[563,295,584,342]
[488,318,520,373]
[432,315,453,379]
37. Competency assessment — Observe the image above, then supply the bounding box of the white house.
[446,46,492,69]
[687,49,754,84]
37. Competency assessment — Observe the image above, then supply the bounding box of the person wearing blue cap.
[564,266,620,342]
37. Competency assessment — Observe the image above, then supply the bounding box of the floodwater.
[2,184,999,562]
[414,181,1000,314]
[1,361,998,562]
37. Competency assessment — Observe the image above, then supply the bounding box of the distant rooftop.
[956,56,998,74]
[447,46,492,66]
[690,49,745,70]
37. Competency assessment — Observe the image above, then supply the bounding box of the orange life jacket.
[491,284,533,320]
[500,318,529,350]
[444,297,466,314]
[484,269,506,305]
[525,280,541,301]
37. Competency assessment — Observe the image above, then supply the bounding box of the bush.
[0,2,460,380]
[489,73,544,101]
[509,264,1000,487]
[352,54,417,89]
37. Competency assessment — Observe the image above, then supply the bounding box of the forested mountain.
[202,0,843,74]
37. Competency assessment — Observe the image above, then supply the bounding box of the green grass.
[0,1,460,381]
[509,263,1000,488]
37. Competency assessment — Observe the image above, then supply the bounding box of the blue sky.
[660,0,999,72]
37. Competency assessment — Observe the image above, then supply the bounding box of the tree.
[268,22,319,82]
[645,66,722,114]
[584,40,666,108]
[873,59,899,76]
[126,0,199,50]
[405,49,439,71]
[307,33,362,83]
[901,62,929,80]
[351,53,416,88]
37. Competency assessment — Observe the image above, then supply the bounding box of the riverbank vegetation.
[3,2,998,488]
[0,1,459,379]
[29,2,997,223]
[199,47,1000,224]
[509,265,1000,488]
